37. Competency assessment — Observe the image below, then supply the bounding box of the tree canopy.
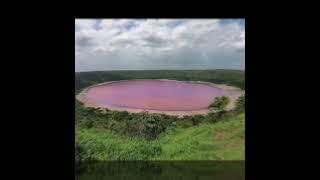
[209,96,230,112]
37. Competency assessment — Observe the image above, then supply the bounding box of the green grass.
[154,113,245,160]
[76,128,161,160]
[76,113,245,160]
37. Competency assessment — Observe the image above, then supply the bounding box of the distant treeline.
[75,69,245,91]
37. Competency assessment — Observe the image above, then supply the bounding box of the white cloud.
[75,19,96,30]
[75,19,245,71]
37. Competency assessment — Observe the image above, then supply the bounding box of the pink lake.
[83,79,231,111]
[86,80,229,111]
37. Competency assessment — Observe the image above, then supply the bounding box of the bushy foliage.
[76,101,180,139]
[76,129,162,160]
[75,141,96,168]
[178,115,205,128]
[235,94,245,113]
[209,96,230,112]
[76,97,240,140]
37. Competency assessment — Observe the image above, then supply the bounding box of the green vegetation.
[235,94,245,113]
[75,69,245,91]
[209,96,230,111]
[76,113,244,160]
[75,70,245,162]
[76,128,161,160]
[75,97,237,140]
[154,113,245,160]
[76,101,181,139]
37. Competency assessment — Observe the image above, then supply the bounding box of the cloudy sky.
[75,19,245,72]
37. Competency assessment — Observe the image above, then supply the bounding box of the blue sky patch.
[219,19,245,28]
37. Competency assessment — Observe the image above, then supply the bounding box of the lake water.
[84,80,230,111]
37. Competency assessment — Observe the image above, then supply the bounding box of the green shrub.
[142,114,161,139]
[78,117,93,128]
[209,96,230,112]
[191,115,204,125]
[109,111,130,121]
[76,129,162,160]
[235,94,245,113]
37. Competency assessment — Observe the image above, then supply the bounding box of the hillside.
[76,113,244,160]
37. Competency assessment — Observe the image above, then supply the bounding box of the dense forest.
[75,70,245,164]
[75,69,245,92]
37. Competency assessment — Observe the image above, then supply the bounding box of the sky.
[75,19,245,72]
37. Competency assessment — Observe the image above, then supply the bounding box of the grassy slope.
[76,113,245,160]
[76,129,161,160]
[155,113,245,160]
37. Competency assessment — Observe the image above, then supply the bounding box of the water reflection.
[76,161,245,180]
